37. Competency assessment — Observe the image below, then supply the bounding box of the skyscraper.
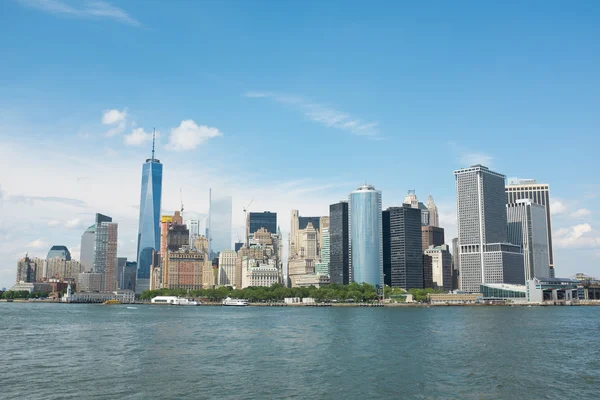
[136,132,163,293]
[80,224,95,272]
[315,227,330,276]
[426,195,440,227]
[403,190,430,226]
[47,245,71,261]
[454,165,524,292]
[208,189,232,257]
[507,199,551,280]
[506,179,555,277]
[218,249,237,286]
[424,244,452,291]
[329,201,349,285]
[421,226,445,252]
[16,254,36,283]
[92,213,118,292]
[349,185,383,287]
[247,212,277,237]
[383,205,423,289]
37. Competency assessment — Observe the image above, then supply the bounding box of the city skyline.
[1,1,600,288]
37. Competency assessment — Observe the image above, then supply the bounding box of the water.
[1,303,599,399]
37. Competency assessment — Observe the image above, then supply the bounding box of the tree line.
[1,291,47,299]
[139,283,445,303]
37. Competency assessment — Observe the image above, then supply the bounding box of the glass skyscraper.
[329,201,349,285]
[349,185,383,287]
[136,146,163,293]
[208,189,232,257]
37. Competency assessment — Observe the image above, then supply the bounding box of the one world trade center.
[136,131,162,293]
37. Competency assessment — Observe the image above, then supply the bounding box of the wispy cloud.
[102,108,128,136]
[124,128,155,146]
[18,0,141,27]
[8,195,87,208]
[550,199,567,215]
[571,208,591,218]
[555,223,600,249]
[244,92,380,138]
[448,142,494,167]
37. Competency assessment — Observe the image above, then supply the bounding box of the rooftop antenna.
[151,127,156,161]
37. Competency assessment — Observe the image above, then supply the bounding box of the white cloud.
[459,152,494,167]
[166,120,222,151]
[18,0,141,27]
[244,92,379,138]
[550,199,567,215]
[570,208,591,218]
[124,128,155,146]
[102,108,127,125]
[47,220,61,227]
[555,223,600,249]
[26,238,48,249]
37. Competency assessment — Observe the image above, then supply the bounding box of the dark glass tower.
[383,205,423,289]
[329,201,349,285]
[136,132,163,293]
[247,211,277,235]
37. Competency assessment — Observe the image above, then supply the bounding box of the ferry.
[103,299,121,305]
[222,297,249,307]
[151,296,200,306]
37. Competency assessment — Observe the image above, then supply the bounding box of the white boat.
[222,297,248,306]
[151,296,200,306]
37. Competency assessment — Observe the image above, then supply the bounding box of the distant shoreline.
[2,299,599,307]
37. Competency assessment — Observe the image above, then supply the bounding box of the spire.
[151,127,156,161]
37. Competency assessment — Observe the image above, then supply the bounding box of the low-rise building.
[9,281,53,294]
[62,287,135,303]
[427,293,481,304]
[526,277,579,303]
[242,261,279,288]
[480,283,527,303]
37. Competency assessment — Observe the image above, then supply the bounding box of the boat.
[103,299,121,305]
[223,297,249,307]
[150,296,200,306]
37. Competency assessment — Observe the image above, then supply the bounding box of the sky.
[0,0,599,288]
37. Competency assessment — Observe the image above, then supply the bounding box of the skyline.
[1,0,600,288]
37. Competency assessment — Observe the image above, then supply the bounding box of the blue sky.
[0,0,599,288]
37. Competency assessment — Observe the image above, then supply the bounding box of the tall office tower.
[136,133,163,294]
[167,224,190,251]
[80,224,96,272]
[421,226,445,252]
[454,165,525,292]
[403,190,430,226]
[506,179,555,277]
[93,214,118,292]
[234,242,244,252]
[31,257,45,282]
[116,257,127,288]
[45,245,72,279]
[451,237,459,290]
[16,254,36,283]
[47,245,71,261]
[188,220,200,243]
[289,210,322,259]
[426,195,440,227]
[507,199,551,280]
[349,185,383,287]
[247,211,277,238]
[120,261,137,291]
[382,204,424,289]
[315,227,330,275]
[329,201,349,284]
[218,249,237,286]
[208,189,232,257]
[424,244,453,291]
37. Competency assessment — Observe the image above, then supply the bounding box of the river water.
[1,303,599,399]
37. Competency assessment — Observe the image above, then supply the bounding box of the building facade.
[78,272,104,292]
[92,214,118,292]
[218,250,237,286]
[315,227,330,275]
[426,195,440,227]
[349,185,383,287]
[247,211,277,237]
[506,179,555,277]
[16,254,37,283]
[165,247,204,290]
[329,201,349,285]
[421,226,445,252]
[403,190,430,226]
[424,244,452,291]
[136,145,163,294]
[382,204,423,289]
[120,261,137,291]
[507,199,551,281]
[80,224,95,272]
[455,165,525,292]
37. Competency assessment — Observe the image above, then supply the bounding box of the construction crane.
[242,199,254,246]
[180,188,184,215]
